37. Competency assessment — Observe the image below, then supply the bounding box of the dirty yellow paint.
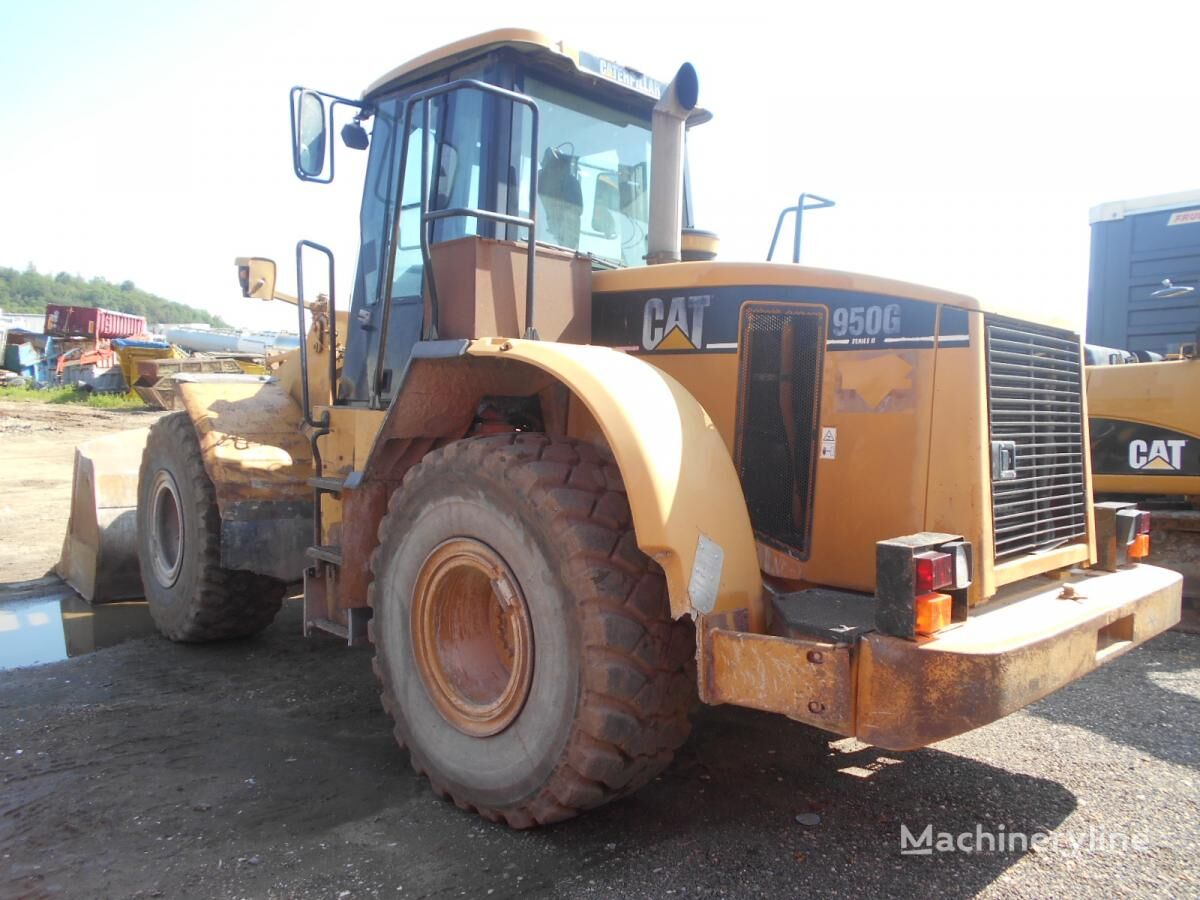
[838,353,914,411]
[175,380,312,516]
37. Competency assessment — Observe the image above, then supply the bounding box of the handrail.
[767,193,836,264]
[371,79,541,408]
[295,239,337,548]
[294,239,338,428]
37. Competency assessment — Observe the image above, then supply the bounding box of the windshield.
[512,76,652,267]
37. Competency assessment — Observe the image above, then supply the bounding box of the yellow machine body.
[1087,358,1200,497]
[303,253,1177,747]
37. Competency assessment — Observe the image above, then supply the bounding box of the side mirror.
[236,257,277,301]
[289,87,366,183]
[294,90,327,178]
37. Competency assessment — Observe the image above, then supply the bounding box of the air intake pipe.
[646,63,699,265]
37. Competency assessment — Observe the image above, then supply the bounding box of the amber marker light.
[915,592,952,635]
[1129,511,1151,560]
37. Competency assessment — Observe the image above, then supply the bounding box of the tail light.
[876,536,973,640]
[1096,503,1151,568]
[1129,510,1151,560]
[1120,508,1151,560]
[915,592,952,635]
[914,551,953,593]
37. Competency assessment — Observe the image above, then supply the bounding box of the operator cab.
[291,30,709,407]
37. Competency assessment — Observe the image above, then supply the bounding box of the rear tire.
[136,412,286,642]
[369,433,696,827]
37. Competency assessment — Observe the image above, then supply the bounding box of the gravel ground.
[1,597,1195,899]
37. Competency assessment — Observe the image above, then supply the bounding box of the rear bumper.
[699,563,1182,748]
[855,563,1182,749]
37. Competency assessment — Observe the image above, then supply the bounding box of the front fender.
[468,338,763,628]
[175,378,314,581]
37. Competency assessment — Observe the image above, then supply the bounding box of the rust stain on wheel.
[410,538,534,737]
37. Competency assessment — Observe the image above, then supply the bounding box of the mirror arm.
[244,272,314,311]
[270,288,316,311]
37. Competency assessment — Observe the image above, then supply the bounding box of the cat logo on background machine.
[1128,439,1189,471]
[1090,418,1198,478]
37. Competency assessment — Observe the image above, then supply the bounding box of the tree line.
[0,265,230,329]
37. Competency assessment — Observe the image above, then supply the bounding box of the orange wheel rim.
[410,538,534,737]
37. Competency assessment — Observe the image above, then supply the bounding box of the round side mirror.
[341,122,369,151]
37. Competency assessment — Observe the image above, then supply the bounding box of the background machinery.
[1085,190,1200,630]
[61,30,1181,827]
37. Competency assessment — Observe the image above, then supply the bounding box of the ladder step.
[306,617,349,640]
[306,545,344,566]
[308,476,345,494]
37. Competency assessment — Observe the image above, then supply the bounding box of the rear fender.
[466,338,764,628]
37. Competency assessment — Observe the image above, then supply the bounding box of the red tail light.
[914,551,953,594]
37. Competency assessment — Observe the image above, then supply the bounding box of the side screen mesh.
[734,305,826,558]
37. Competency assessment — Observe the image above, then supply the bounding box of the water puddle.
[0,581,157,671]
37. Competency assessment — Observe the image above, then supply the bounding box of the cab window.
[391,90,489,302]
[511,76,652,267]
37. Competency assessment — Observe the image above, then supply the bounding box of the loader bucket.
[56,428,150,603]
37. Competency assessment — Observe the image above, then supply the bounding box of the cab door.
[340,63,509,407]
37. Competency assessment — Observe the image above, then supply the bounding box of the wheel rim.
[149,469,184,588]
[410,538,534,737]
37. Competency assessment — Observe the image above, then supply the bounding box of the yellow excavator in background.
[1085,190,1200,631]
[57,30,1181,827]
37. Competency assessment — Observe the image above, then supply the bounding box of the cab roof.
[363,28,711,123]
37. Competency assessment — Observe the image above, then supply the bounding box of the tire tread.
[139,413,285,642]
[367,433,695,827]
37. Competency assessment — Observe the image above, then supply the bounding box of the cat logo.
[641,295,711,351]
[1128,438,1187,471]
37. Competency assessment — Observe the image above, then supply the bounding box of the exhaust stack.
[647,63,699,266]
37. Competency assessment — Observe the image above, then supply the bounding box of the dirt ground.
[0,400,164,584]
[0,401,1197,899]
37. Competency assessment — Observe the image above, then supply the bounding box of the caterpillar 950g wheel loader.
[61,29,1182,827]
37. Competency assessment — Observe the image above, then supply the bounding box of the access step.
[770,588,876,644]
[307,476,345,494]
[306,544,344,567]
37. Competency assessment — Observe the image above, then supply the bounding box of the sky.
[0,0,1197,333]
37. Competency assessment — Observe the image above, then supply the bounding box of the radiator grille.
[985,318,1088,561]
[734,305,825,558]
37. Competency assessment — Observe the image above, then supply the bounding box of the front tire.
[369,433,696,827]
[136,413,286,642]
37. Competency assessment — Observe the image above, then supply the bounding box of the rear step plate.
[771,588,875,644]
